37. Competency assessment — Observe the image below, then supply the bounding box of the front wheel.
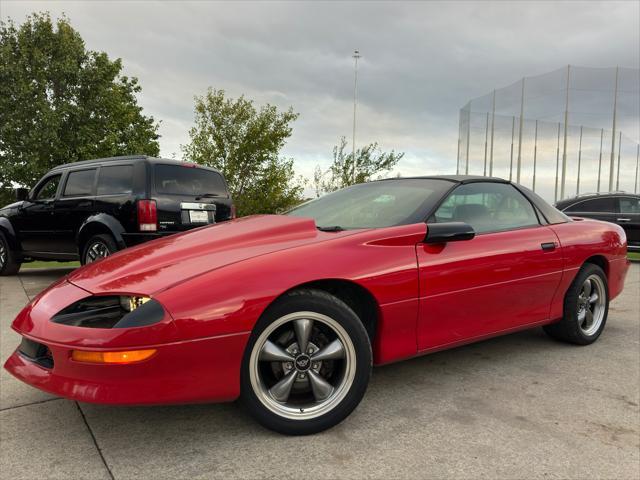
[241,289,372,435]
[544,263,609,345]
[0,232,21,275]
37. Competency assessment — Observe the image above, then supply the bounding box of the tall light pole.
[352,50,361,184]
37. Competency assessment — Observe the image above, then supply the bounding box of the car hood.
[0,200,23,212]
[67,215,356,295]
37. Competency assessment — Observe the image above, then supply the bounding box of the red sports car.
[4,176,629,434]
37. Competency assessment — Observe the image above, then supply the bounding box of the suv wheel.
[0,232,21,275]
[82,234,118,265]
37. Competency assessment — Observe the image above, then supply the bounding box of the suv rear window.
[97,165,133,195]
[154,164,227,196]
[64,169,96,197]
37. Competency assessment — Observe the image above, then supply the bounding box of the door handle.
[616,218,631,222]
[541,242,556,252]
[77,201,92,208]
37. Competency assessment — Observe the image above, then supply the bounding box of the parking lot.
[1,264,639,479]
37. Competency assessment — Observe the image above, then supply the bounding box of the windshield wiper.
[317,225,344,232]
[195,193,221,200]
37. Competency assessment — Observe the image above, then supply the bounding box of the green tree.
[182,88,303,216]
[0,13,159,204]
[319,136,404,194]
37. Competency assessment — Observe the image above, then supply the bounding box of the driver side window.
[34,175,61,200]
[431,182,539,234]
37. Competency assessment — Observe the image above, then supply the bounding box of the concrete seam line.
[0,397,63,412]
[75,401,116,480]
[17,273,30,301]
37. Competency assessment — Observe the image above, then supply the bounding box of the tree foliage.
[182,88,303,216]
[0,12,159,204]
[317,136,404,194]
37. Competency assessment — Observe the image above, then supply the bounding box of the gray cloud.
[2,0,639,191]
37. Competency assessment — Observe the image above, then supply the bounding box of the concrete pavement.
[1,265,639,479]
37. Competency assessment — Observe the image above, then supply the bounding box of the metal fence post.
[561,65,570,200]
[516,77,525,183]
[616,131,622,191]
[555,122,561,202]
[483,113,489,176]
[456,112,462,175]
[465,108,471,175]
[509,116,515,181]
[576,126,583,195]
[597,128,604,192]
[532,119,538,192]
[609,66,619,191]
[489,90,496,177]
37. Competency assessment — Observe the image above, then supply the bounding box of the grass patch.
[21,260,80,270]
[628,252,640,262]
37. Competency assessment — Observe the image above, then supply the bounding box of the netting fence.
[457,66,640,202]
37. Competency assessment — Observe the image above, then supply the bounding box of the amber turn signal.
[71,349,157,364]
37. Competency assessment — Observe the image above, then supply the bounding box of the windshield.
[287,179,453,229]
[154,164,228,196]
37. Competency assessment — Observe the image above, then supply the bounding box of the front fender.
[0,216,20,251]
[154,223,425,364]
[77,214,127,250]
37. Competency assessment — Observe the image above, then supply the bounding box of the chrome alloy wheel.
[576,274,606,336]
[0,241,6,269]
[85,240,110,263]
[249,311,357,421]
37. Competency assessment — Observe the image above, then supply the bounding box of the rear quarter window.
[154,164,228,196]
[97,165,133,195]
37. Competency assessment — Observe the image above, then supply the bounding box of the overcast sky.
[2,0,639,193]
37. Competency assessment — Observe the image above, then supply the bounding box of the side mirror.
[425,222,475,244]
[15,188,29,201]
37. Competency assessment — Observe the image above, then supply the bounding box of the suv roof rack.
[574,190,628,198]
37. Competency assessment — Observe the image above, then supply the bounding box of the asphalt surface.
[1,265,639,479]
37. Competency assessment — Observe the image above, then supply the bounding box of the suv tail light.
[230,203,237,219]
[137,199,157,232]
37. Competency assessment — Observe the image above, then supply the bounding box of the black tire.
[240,289,372,435]
[543,263,609,345]
[0,231,21,276]
[81,234,118,265]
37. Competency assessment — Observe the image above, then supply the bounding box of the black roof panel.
[49,155,222,174]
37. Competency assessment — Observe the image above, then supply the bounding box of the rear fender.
[77,214,127,251]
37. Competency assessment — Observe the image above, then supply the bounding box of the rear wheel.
[544,263,609,345]
[0,232,21,275]
[81,234,117,265]
[241,289,372,435]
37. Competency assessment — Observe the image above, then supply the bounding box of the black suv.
[555,192,639,251]
[0,155,234,274]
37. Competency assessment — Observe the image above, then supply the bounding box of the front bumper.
[4,333,249,405]
[3,280,250,405]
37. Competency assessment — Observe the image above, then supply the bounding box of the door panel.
[15,174,62,252]
[55,169,97,253]
[417,226,563,350]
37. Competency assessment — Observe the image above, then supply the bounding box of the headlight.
[120,295,150,312]
[51,295,165,329]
